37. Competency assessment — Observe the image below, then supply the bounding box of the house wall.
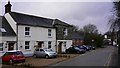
[57,40,72,53]
[4,13,17,33]
[18,25,56,56]
[55,25,73,40]
[0,36,16,56]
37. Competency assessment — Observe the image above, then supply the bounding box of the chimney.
[5,1,12,13]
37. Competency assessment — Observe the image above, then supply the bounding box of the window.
[63,28,68,36]
[0,43,3,51]
[63,42,66,47]
[48,41,52,48]
[0,28,6,32]
[25,27,30,36]
[48,29,52,37]
[25,41,30,50]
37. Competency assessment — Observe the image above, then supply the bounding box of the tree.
[109,2,120,54]
[72,25,79,32]
[83,24,98,34]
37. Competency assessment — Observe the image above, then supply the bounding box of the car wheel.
[9,59,13,65]
[45,55,49,59]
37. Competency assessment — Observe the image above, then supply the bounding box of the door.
[37,42,44,48]
[8,42,14,51]
[58,42,63,54]
[39,49,45,57]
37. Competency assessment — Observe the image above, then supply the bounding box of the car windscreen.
[3,52,16,56]
[44,49,53,52]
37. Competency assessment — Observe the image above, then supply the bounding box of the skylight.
[0,28,6,32]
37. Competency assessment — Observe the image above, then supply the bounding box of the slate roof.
[9,12,72,28]
[54,19,73,27]
[71,31,84,40]
[9,12,54,28]
[0,16,16,36]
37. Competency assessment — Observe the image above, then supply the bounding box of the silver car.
[34,48,57,59]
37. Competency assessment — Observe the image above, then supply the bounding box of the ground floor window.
[25,41,30,50]
[48,41,52,49]
[0,43,3,51]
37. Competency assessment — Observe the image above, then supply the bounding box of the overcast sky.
[0,0,115,34]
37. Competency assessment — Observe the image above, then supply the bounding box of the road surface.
[52,46,118,66]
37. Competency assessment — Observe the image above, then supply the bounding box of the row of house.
[0,1,84,56]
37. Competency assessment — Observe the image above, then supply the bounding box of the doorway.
[58,42,63,54]
[37,41,44,48]
[8,42,15,51]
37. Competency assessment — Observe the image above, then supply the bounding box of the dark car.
[76,45,86,53]
[83,45,91,51]
[65,46,84,54]
[2,50,25,64]
[91,46,96,50]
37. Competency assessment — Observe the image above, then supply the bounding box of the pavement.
[109,46,118,66]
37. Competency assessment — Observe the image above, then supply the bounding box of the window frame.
[25,27,30,36]
[25,41,30,50]
[63,28,68,36]
[48,29,52,37]
[48,41,52,49]
[0,43,3,52]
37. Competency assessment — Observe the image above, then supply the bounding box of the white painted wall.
[4,13,17,34]
[0,36,16,56]
[57,40,72,52]
[17,25,56,56]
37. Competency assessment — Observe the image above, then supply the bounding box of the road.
[52,46,118,66]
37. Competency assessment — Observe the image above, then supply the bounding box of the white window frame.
[63,28,68,36]
[48,29,52,37]
[25,41,30,50]
[25,27,30,36]
[48,41,52,49]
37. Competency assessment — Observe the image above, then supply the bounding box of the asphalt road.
[52,46,118,66]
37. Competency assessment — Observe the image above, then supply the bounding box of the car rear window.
[16,51,23,55]
[3,52,16,56]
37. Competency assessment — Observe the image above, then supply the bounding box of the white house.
[0,2,56,56]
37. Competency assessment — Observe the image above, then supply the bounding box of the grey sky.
[0,0,114,34]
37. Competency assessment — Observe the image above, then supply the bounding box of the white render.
[0,36,16,56]
[17,25,56,56]
[57,40,72,52]
[4,13,17,33]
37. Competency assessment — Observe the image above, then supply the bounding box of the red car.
[2,50,25,64]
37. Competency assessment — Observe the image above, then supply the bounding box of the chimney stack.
[5,1,12,13]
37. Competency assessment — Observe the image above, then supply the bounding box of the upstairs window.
[25,27,30,36]
[63,28,68,36]
[48,29,52,37]
[0,28,6,32]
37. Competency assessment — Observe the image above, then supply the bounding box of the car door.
[39,49,45,57]
[35,49,39,56]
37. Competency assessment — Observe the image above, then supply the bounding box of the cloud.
[0,2,114,34]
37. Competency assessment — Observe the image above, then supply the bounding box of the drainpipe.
[16,24,18,50]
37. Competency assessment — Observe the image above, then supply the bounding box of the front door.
[8,42,14,51]
[58,42,63,54]
[37,41,44,48]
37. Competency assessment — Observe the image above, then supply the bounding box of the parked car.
[34,48,57,59]
[83,45,91,51]
[2,50,25,64]
[66,46,85,54]
[91,46,96,50]
[76,45,86,53]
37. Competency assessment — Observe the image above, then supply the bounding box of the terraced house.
[0,1,76,56]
